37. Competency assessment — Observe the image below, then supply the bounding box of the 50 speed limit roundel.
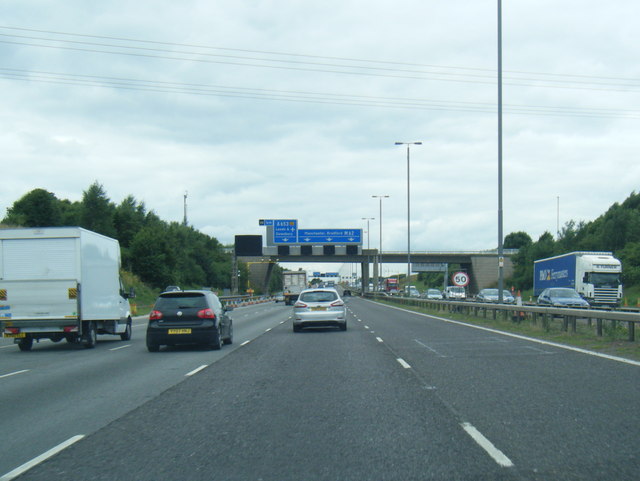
[451,271,470,287]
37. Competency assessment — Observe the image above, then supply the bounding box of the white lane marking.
[241,340,251,346]
[397,358,411,369]
[279,320,285,324]
[0,369,30,379]
[376,337,384,343]
[461,422,514,468]
[369,301,640,367]
[414,339,447,358]
[186,365,208,377]
[364,325,370,329]
[0,435,85,481]
[265,328,272,332]
[109,344,131,351]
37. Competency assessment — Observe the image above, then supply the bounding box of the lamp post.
[372,195,389,290]
[361,217,375,249]
[497,0,504,303]
[395,141,422,288]
[361,217,375,292]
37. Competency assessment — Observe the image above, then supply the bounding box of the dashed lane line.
[461,422,514,468]
[396,358,411,369]
[186,365,208,377]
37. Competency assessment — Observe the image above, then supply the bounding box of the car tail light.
[63,326,78,333]
[294,301,307,308]
[330,299,344,307]
[149,310,163,320]
[4,327,19,334]
[197,308,216,319]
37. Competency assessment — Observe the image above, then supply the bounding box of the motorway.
[1,297,639,480]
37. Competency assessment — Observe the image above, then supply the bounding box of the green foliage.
[3,188,63,227]
[506,191,640,290]
[3,184,233,291]
[504,231,532,249]
[80,182,117,237]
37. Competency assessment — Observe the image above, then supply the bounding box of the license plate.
[168,329,192,335]
[310,306,327,311]
[4,333,26,338]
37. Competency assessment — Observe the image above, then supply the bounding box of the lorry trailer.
[0,227,134,351]
[283,270,308,305]
[533,251,622,307]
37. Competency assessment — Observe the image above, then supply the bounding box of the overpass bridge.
[237,248,516,295]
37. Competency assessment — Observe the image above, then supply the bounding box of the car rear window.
[300,291,338,302]
[155,293,207,309]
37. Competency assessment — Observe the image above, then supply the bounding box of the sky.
[1,1,639,277]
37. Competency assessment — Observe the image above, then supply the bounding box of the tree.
[2,188,62,227]
[129,224,176,288]
[504,231,532,249]
[80,182,116,237]
[114,195,147,247]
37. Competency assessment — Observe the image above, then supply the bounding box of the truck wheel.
[18,337,33,351]
[120,319,132,341]
[83,322,97,349]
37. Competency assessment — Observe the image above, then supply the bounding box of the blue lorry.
[533,251,622,307]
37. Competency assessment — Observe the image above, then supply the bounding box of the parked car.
[537,288,590,308]
[475,289,515,304]
[146,290,233,351]
[422,288,443,300]
[293,288,347,332]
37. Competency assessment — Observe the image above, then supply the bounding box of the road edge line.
[0,435,85,481]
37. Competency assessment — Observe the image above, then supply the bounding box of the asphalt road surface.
[2,297,638,480]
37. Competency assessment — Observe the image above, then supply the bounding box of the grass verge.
[374,299,640,362]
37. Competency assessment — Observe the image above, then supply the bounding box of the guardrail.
[364,293,640,342]
[220,295,275,308]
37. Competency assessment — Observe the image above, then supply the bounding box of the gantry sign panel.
[260,219,362,246]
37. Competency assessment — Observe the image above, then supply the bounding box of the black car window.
[300,291,338,302]
[156,294,207,310]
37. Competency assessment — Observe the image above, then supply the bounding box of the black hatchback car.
[146,290,233,352]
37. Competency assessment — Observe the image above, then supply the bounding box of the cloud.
[1,1,638,278]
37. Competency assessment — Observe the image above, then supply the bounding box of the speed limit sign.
[452,271,470,287]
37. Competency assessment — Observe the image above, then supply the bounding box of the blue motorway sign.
[273,219,297,243]
[261,219,362,245]
[298,229,361,244]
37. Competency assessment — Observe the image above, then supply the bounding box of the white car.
[293,288,347,332]
[443,286,466,300]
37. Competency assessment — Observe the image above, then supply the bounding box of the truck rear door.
[1,280,79,333]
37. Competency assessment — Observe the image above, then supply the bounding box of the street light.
[372,195,389,290]
[395,141,422,288]
[361,217,375,249]
[361,217,375,293]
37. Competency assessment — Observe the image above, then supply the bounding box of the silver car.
[293,288,347,332]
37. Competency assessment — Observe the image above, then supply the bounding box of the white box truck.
[0,227,134,351]
[283,270,307,305]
